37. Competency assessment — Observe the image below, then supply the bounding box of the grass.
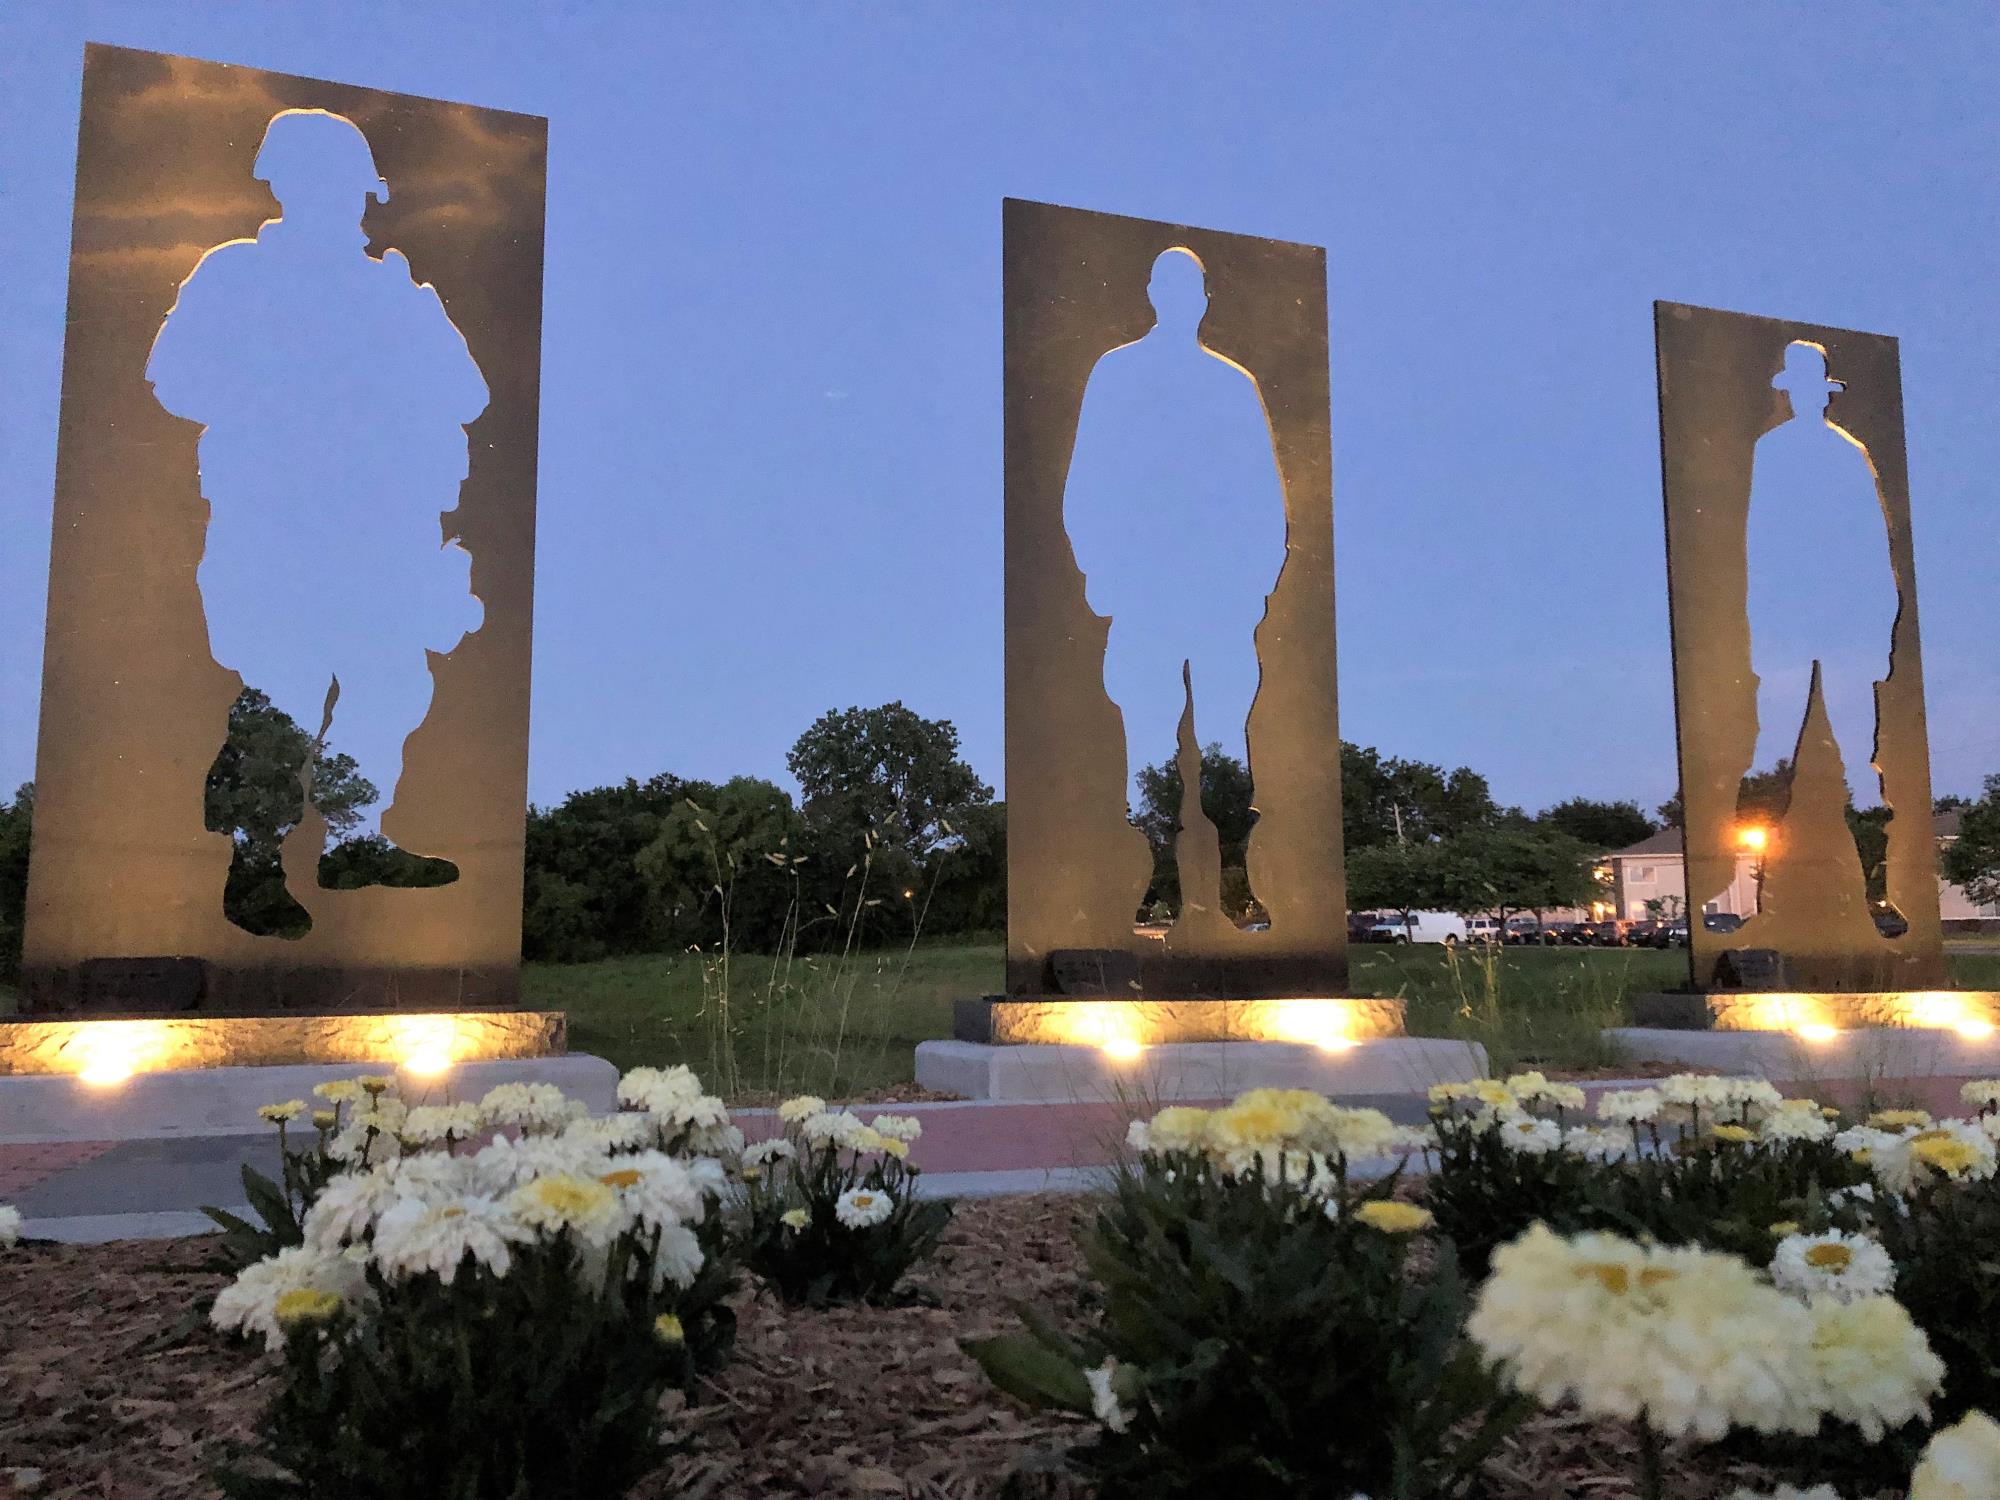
[7,940,1997,1096]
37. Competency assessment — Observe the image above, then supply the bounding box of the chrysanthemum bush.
[1422,1070,1874,1277]
[968,1089,1527,1499]
[210,1064,742,1500]
[736,1095,950,1304]
[1425,1071,2000,1496]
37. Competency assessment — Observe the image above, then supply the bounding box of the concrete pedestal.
[1605,1026,2000,1084]
[914,1036,1487,1103]
[0,1055,620,1144]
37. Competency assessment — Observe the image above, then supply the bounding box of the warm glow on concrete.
[1264,998,1358,1051]
[73,1019,171,1085]
[392,1015,460,1077]
[1,1010,566,1078]
[976,996,1406,1048]
[1101,1035,1145,1062]
[1704,990,2000,1041]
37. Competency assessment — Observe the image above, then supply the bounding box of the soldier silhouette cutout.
[1060,248,1288,924]
[1744,341,1900,822]
[146,109,489,928]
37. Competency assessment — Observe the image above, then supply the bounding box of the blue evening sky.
[3,2,1995,815]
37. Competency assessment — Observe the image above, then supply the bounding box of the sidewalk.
[4,1092,1435,1243]
[8,1074,1985,1244]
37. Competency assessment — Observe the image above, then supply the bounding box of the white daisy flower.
[371,1194,531,1283]
[1770,1230,1896,1303]
[834,1187,894,1229]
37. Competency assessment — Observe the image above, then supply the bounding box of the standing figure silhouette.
[1744,341,1900,811]
[1060,248,1288,916]
[146,109,489,920]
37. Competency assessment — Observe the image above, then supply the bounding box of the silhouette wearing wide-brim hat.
[1743,339,1900,816]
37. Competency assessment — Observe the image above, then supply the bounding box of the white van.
[1366,911,1470,945]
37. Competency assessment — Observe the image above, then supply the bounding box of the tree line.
[3,706,1996,978]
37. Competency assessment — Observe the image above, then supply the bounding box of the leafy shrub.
[738,1099,950,1304]
[969,1091,1523,1499]
[211,1067,743,1497]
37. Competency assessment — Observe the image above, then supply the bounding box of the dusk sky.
[3,2,1995,818]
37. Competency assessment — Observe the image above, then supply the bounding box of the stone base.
[953,995,1407,1046]
[1631,991,2000,1033]
[914,1037,1487,1103]
[0,1055,620,1144]
[1605,1026,2000,1084]
[0,1009,567,1077]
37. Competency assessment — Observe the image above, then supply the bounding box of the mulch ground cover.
[3,1195,1789,1500]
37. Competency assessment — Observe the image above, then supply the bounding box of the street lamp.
[1736,824,1771,914]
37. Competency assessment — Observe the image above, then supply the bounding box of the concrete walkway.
[10,1074,1988,1244]
[4,1092,1437,1243]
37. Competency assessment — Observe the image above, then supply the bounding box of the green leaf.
[961,1333,1094,1414]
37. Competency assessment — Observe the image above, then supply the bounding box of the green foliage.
[1433,823,1597,922]
[635,777,809,952]
[1346,839,1449,919]
[1942,774,2000,910]
[1342,743,1500,851]
[0,782,30,982]
[787,701,993,868]
[739,1122,951,1305]
[1422,1099,1872,1280]
[1133,743,1258,913]
[970,1157,1526,1500]
[1539,796,1656,850]
[523,773,691,961]
[214,1226,724,1500]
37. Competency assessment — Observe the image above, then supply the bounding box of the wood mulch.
[2,1197,1788,1499]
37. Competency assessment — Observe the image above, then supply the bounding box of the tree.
[1540,797,1656,852]
[787,702,992,867]
[1434,825,1597,934]
[1346,839,1448,931]
[0,783,32,982]
[1134,743,1258,864]
[919,799,1007,936]
[522,774,690,961]
[635,777,807,952]
[1942,774,2000,911]
[203,688,380,936]
[1659,761,1798,831]
[1341,743,1498,850]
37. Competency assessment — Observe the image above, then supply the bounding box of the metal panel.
[1004,198,1345,1000]
[1654,301,1945,990]
[21,45,546,1011]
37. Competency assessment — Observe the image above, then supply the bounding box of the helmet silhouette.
[252,109,390,207]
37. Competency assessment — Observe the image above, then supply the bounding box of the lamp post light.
[1736,824,1771,914]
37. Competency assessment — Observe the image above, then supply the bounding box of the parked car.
[1702,911,1746,935]
[1871,906,1910,939]
[1624,919,1661,947]
[1365,911,1470,945]
[1659,920,1691,948]
[1463,916,1505,945]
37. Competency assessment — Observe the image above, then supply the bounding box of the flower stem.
[1636,1416,1663,1500]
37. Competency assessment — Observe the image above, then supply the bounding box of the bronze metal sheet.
[1003,198,1345,1000]
[1654,301,1945,990]
[21,44,546,1011]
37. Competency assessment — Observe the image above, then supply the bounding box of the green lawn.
[8,940,1996,1096]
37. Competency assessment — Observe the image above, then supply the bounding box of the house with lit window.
[1601,814,1999,929]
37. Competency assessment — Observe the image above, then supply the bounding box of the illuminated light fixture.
[1796,1022,1839,1044]
[1735,824,1770,854]
[1101,1034,1144,1062]
[1956,1018,1996,1042]
[1266,998,1357,1052]
[393,1016,459,1078]
[72,1020,165,1085]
